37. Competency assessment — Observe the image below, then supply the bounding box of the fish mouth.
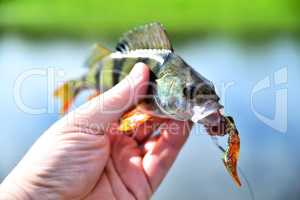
[191,100,223,125]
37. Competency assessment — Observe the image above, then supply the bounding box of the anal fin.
[87,90,101,101]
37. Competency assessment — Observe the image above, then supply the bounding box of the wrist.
[0,181,31,200]
[0,178,63,200]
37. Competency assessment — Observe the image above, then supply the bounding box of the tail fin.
[54,80,82,114]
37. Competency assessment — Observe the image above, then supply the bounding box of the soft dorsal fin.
[84,44,111,68]
[116,22,173,52]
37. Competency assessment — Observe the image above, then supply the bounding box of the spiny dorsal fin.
[116,22,173,52]
[84,44,111,68]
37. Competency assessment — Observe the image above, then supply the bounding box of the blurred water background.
[1,0,300,199]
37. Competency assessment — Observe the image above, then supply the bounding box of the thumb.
[57,63,150,132]
[0,64,150,200]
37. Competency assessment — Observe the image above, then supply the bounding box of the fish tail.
[54,78,85,114]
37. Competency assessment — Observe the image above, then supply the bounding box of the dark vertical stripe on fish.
[137,57,150,65]
[95,66,101,90]
[113,58,126,85]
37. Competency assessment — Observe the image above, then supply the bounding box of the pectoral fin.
[118,103,153,132]
[118,102,165,133]
[119,110,152,132]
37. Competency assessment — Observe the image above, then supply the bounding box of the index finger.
[142,120,193,191]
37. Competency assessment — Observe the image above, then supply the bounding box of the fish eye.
[183,84,196,99]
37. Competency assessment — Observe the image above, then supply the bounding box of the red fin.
[118,102,164,133]
[87,90,101,101]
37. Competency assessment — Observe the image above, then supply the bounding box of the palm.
[84,120,191,200]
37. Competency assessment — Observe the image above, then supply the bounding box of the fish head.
[154,54,222,124]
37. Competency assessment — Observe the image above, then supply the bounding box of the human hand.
[0,63,192,200]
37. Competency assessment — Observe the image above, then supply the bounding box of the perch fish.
[54,22,241,187]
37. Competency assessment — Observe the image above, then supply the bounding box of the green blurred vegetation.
[0,0,300,39]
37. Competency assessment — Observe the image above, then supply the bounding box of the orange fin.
[118,105,153,132]
[223,128,241,187]
[87,90,101,101]
[118,102,165,132]
[54,82,75,114]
